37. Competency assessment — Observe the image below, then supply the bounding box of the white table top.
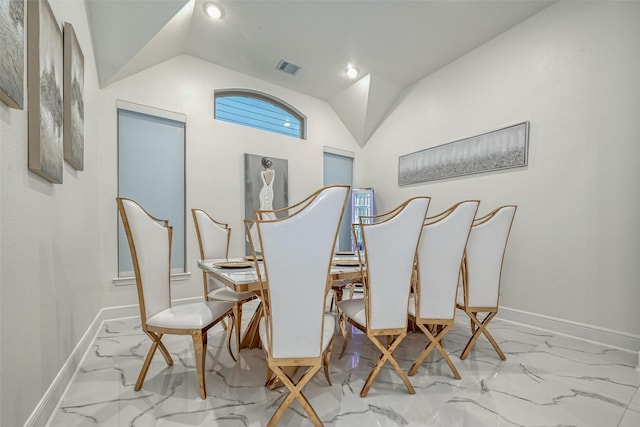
[198,255,361,287]
[197,258,263,286]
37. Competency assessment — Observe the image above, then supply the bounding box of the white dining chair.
[246,185,349,427]
[328,277,358,312]
[456,205,517,360]
[408,200,479,379]
[117,198,234,399]
[192,208,257,360]
[338,196,430,397]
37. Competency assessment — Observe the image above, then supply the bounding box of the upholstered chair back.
[258,186,349,359]
[118,198,171,323]
[465,206,517,308]
[193,210,230,259]
[193,209,231,292]
[416,201,479,319]
[364,197,429,330]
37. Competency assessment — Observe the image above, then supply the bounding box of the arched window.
[214,89,306,139]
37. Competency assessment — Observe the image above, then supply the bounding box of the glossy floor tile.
[48,299,640,426]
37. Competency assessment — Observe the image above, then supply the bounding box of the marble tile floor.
[48,298,640,426]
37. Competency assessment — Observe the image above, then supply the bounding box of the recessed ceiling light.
[204,2,223,19]
[346,64,359,79]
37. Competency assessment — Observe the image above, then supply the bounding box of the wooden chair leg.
[265,366,274,387]
[460,311,505,360]
[240,301,263,349]
[267,364,322,427]
[226,312,237,362]
[323,338,334,386]
[135,332,173,392]
[461,311,482,360]
[361,333,414,397]
[330,281,346,313]
[157,339,173,365]
[233,303,243,354]
[338,310,348,359]
[478,312,505,360]
[409,323,460,379]
[191,332,208,399]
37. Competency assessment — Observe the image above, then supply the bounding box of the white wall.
[3,1,639,425]
[0,2,359,426]
[97,54,360,308]
[359,1,640,335]
[0,1,104,425]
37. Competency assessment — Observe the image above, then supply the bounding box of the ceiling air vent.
[276,59,301,75]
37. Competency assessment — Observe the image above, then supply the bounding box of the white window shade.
[117,104,186,276]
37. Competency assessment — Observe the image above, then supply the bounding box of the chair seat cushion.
[259,314,336,357]
[208,288,256,302]
[147,300,234,329]
[337,298,366,328]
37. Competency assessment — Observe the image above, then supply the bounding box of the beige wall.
[359,1,640,333]
[2,1,639,426]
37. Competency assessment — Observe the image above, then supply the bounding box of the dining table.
[197,253,362,350]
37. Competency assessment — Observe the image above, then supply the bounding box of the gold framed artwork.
[0,0,24,109]
[63,22,84,170]
[27,0,63,183]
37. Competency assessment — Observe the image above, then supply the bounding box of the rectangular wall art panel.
[244,153,289,253]
[0,0,24,109]
[63,22,84,170]
[398,121,529,186]
[27,0,63,183]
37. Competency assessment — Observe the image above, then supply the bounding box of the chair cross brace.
[264,339,334,391]
[135,322,233,399]
[408,322,460,379]
[361,332,415,397]
[267,364,323,427]
[135,331,173,392]
[460,310,505,360]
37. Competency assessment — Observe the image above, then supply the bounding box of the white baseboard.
[497,306,640,356]
[25,297,200,427]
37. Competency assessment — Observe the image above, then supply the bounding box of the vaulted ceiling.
[85,0,554,145]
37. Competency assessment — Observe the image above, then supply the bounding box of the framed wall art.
[63,22,84,170]
[27,0,63,183]
[244,153,289,253]
[0,0,24,109]
[398,121,529,186]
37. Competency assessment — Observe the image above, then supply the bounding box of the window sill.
[112,272,191,287]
